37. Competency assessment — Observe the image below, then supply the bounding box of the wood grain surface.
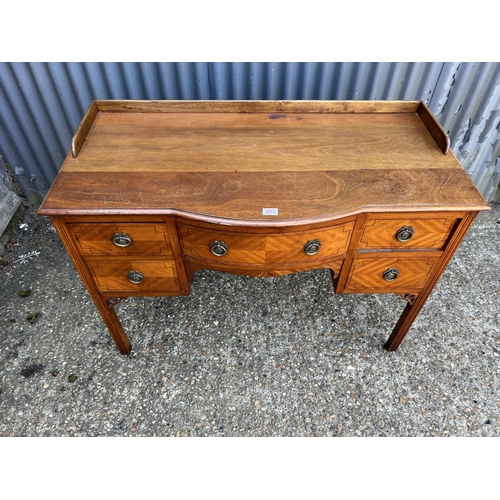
[39,102,490,221]
[39,167,489,222]
[66,112,450,173]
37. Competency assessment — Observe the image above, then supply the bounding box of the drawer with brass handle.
[68,223,173,256]
[343,255,440,293]
[357,215,461,250]
[87,259,182,293]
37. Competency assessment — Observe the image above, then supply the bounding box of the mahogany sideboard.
[38,100,490,355]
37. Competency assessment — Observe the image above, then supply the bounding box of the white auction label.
[262,208,279,216]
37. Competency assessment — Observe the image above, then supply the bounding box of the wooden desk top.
[39,100,490,224]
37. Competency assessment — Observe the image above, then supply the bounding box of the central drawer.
[178,220,354,267]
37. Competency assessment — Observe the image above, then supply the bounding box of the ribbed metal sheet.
[207,62,443,101]
[1,62,499,202]
[429,62,500,202]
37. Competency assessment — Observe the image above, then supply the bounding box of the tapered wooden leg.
[384,293,430,351]
[91,295,131,355]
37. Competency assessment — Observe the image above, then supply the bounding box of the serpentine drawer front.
[178,219,354,272]
[38,100,490,355]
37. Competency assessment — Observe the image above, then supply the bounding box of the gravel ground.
[0,203,499,437]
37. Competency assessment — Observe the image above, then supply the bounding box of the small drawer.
[178,221,354,266]
[87,259,182,293]
[357,216,459,250]
[69,223,173,256]
[343,255,439,293]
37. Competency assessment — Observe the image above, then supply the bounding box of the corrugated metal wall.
[1,62,499,203]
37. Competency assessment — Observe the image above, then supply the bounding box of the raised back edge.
[94,99,421,114]
[416,101,450,154]
[71,101,98,158]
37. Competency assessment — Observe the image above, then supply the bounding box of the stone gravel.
[0,203,499,437]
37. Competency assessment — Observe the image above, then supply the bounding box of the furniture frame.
[38,100,490,354]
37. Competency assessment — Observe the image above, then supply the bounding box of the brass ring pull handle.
[113,232,132,247]
[396,226,414,242]
[383,268,399,282]
[210,241,228,257]
[304,239,322,256]
[127,271,144,284]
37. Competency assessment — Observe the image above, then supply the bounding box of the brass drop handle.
[113,232,132,247]
[396,226,414,242]
[210,241,228,257]
[127,271,144,284]
[304,239,322,256]
[382,268,399,282]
